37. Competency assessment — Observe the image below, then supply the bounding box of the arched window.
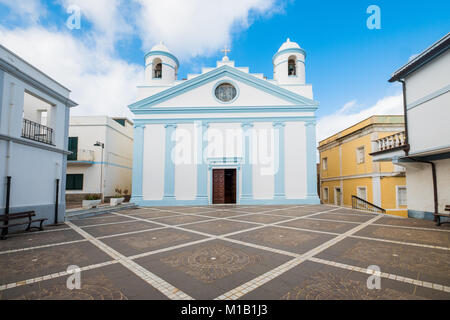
[153,58,162,79]
[288,56,296,76]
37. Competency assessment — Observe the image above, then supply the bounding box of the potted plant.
[110,187,125,206]
[82,194,102,209]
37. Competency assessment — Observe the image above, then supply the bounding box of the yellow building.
[318,116,407,217]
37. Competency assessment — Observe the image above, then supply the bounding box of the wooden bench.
[435,205,450,226]
[0,211,47,240]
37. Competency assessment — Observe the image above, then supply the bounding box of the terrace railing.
[373,131,406,153]
[21,118,54,145]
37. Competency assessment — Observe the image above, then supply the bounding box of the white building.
[128,39,320,206]
[371,33,450,224]
[66,116,133,206]
[0,45,77,224]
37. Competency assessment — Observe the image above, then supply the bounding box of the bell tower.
[144,41,179,85]
[273,38,306,85]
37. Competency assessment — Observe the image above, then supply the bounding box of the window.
[39,110,48,126]
[323,187,329,202]
[215,83,237,102]
[357,187,367,200]
[356,146,365,164]
[152,58,162,79]
[322,157,328,170]
[397,186,407,206]
[66,174,83,190]
[68,137,78,161]
[288,56,296,76]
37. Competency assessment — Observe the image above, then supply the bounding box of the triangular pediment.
[129,65,318,113]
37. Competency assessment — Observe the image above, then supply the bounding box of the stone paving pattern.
[0,204,449,300]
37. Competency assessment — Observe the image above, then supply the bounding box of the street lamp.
[94,141,105,202]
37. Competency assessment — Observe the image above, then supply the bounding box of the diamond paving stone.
[0,242,111,285]
[313,213,373,223]
[354,225,450,247]
[101,229,206,256]
[83,221,160,238]
[280,219,356,234]
[229,226,335,254]
[160,243,262,283]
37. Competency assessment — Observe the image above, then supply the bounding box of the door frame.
[209,166,240,205]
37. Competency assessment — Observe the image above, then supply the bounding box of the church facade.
[128,39,320,206]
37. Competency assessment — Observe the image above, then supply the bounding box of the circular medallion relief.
[214,83,237,103]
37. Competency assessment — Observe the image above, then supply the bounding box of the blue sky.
[0,0,449,140]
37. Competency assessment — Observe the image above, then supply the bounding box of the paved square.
[1,204,449,300]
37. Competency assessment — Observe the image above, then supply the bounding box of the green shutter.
[66,174,83,190]
[68,137,78,160]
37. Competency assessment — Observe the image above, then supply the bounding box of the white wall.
[408,93,450,154]
[405,50,450,155]
[285,122,307,198]
[174,123,197,200]
[252,122,275,199]
[403,159,450,213]
[142,124,165,200]
[207,123,243,158]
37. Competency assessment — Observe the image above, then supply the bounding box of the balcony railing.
[68,149,94,162]
[373,131,406,153]
[21,118,54,145]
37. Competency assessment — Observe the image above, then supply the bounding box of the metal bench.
[0,211,47,240]
[435,205,450,226]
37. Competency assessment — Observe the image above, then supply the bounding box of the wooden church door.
[212,169,237,204]
[213,169,225,204]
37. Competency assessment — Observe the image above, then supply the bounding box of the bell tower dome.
[144,41,179,85]
[273,38,306,85]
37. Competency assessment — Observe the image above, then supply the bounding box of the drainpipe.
[399,80,410,155]
[407,157,439,224]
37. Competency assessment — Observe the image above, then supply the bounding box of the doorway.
[212,169,236,204]
[335,187,342,206]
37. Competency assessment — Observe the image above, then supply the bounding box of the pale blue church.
[128,39,319,206]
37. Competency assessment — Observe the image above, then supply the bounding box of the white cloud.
[336,99,357,114]
[58,0,132,50]
[317,93,404,143]
[0,0,46,23]
[0,26,142,117]
[133,0,284,59]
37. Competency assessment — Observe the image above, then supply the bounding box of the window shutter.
[68,137,78,160]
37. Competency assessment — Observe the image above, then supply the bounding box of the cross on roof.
[221,45,231,57]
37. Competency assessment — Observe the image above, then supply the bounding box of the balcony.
[370,131,407,162]
[374,131,406,152]
[21,118,54,145]
[68,149,95,165]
